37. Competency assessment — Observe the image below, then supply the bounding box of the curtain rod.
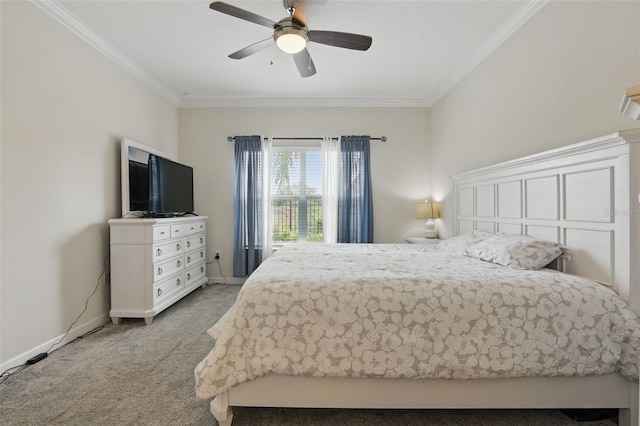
[227,136,387,143]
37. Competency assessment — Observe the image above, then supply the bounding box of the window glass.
[271,147,323,243]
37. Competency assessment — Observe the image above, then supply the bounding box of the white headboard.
[451,129,640,313]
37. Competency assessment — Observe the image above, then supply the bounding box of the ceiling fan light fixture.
[210,1,372,77]
[274,21,308,54]
[277,33,307,53]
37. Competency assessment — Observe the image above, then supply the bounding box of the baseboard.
[207,276,245,285]
[0,314,109,373]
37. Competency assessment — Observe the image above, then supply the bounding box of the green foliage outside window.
[271,150,323,243]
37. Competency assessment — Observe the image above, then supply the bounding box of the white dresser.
[108,216,208,325]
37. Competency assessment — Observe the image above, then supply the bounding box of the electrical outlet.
[215,251,221,260]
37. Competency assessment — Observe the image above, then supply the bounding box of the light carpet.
[0,284,617,425]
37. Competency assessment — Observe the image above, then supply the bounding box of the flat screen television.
[148,154,194,217]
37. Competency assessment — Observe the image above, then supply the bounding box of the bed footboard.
[209,374,637,426]
[618,383,639,426]
[210,393,233,426]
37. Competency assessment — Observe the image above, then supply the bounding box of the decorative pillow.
[465,234,565,270]
[437,230,493,255]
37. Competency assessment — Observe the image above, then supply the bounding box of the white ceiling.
[37,0,546,107]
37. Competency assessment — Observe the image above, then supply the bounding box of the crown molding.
[31,0,546,110]
[179,97,430,108]
[31,0,181,106]
[29,0,428,109]
[424,0,548,106]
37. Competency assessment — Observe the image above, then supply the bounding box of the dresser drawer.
[185,248,205,268]
[153,274,183,303]
[185,263,206,286]
[171,222,198,238]
[152,240,183,262]
[184,234,205,251]
[153,256,183,282]
[152,225,171,241]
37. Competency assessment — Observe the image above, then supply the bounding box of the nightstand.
[405,237,441,244]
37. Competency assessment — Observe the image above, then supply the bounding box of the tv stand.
[108,216,208,325]
[145,212,197,218]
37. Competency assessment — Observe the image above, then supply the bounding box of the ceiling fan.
[209,0,372,78]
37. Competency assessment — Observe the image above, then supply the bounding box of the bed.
[195,129,640,425]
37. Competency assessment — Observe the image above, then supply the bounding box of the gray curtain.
[233,136,263,277]
[337,135,374,243]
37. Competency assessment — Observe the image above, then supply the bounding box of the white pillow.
[465,234,565,270]
[438,230,493,255]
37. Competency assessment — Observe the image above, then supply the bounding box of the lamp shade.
[620,85,640,120]
[416,201,440,220]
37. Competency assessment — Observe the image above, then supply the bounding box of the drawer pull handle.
[201,266,204,273]
[177,243,181,251]
[187,273,191,280]
[157,267,163,276]
[156,248,162,256]
[190,227,194,230]
[177,260,181,267]
[177,278,181,285]
[187,241,191,248]
[187,256,191,263]
[200,237,203,244]
[160,231,165,235]
[200,252,204,258]
[157,288,162,297]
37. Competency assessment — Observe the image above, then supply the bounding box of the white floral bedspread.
[195,244,640,400]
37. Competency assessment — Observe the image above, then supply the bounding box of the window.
[271,144,323,243]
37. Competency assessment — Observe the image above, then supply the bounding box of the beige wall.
[179,107,431,279]
[0,2,179,367]
[430,0,640,238]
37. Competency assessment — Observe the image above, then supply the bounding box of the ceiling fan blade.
[293,48,316,78]
[291,0,327,27]
[309,30,372,51]
[229,38,274,59]
[209,2,276,29]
